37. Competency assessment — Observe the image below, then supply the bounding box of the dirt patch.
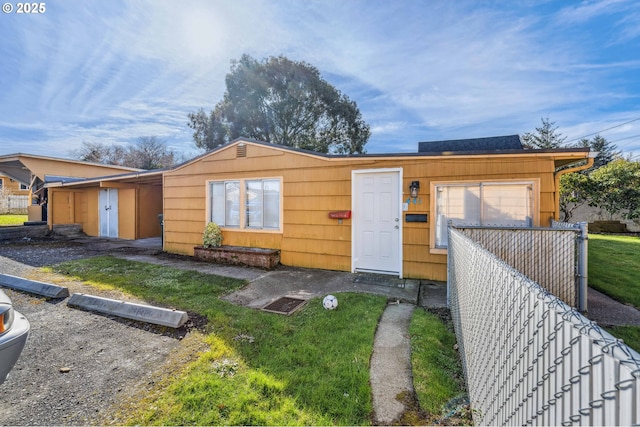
[392,390,472,426]
[0,237,203,426]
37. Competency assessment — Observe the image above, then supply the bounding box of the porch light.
[409,181,420,199]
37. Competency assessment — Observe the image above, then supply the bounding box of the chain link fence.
[448,227,640,426]
[454,222,587,311]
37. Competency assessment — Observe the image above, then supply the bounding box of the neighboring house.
[0,174,30,195]
[0,174,30,214]
[161,137,593,281]
[0,153,146,225]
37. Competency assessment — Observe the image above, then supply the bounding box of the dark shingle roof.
[418,135,523,153]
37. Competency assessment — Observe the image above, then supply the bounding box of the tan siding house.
[0,174,30,195]
[163,138,592,281]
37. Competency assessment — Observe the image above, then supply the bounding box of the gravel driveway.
[0,238,194,426]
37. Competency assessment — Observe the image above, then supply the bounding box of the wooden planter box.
[193,246,280,270]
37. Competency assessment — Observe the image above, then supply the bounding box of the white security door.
[352,169,402,275]
[99,188,119,238]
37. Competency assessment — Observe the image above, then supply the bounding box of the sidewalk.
[370,303,415,425]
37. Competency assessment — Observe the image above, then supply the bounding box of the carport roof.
[45,168,165,188]
[0,153,142,189]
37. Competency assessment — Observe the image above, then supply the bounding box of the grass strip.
[589,234,640,308]
[605,326,640,354]
[410,308,468,423]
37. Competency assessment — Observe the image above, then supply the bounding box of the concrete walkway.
[586,288,640,326]
[370,303,415,425]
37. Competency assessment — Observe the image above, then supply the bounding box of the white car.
[0,289,30,385]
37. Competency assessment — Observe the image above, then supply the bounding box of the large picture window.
[209,178,281,231]
[434,181,534,248]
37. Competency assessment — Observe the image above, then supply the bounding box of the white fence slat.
[0,195,29,214]
[448,227,640,426]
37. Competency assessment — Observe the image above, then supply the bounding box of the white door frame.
[351,168,403,277]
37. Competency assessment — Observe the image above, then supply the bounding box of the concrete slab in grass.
[67,293,188,328]
[0,273,70,299]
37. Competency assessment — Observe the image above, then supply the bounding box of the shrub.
[203,222,223,248]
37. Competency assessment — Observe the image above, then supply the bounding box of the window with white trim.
[210,181,240,227]
[246,179,280,229]
[20,183,29,190]
[209,178,281,230]
[435,182,534,248]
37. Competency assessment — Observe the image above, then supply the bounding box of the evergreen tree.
[521,117,566,149]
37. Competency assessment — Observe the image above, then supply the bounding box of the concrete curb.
[67,293,189,328]
[0,273,70,299]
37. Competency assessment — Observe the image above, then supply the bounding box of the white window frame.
[209,180,241,228]
[207,177,283,232]
[430,179,539,253]
[245,179,281,230]
[20,183,29,190]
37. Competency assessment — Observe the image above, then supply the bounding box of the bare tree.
[70,137,177,169]
[124,136,176,169]
[70,141,122,165]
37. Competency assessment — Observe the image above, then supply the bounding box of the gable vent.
[236,143,247,158]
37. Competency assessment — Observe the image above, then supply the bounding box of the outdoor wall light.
[409,181,420,199]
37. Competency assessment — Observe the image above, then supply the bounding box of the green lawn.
[589,233,640,353]
[50,256,466,425]
[589,234,640,308]
[0,214,27,225]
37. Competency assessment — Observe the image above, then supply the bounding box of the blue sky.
[1,0,639,161]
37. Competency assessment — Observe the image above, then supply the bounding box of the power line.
[566,116,640,143]
[610,133,640,143]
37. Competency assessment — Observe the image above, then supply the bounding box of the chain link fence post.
[577,222,588,312]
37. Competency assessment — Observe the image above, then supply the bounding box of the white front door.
[99,188,118,238]
[352,169,402,276]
